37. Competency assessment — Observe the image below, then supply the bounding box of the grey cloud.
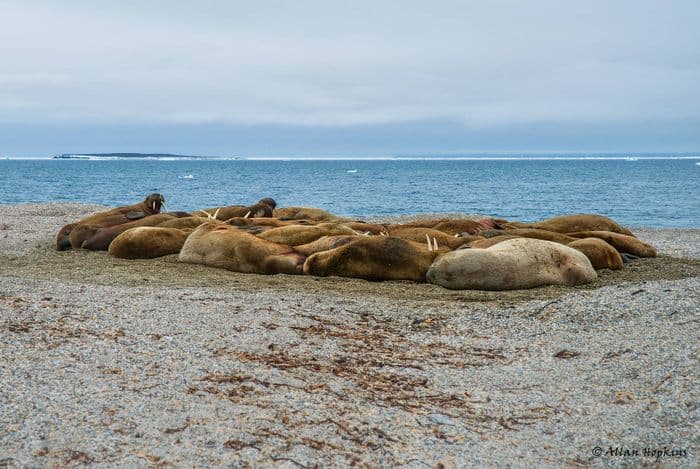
[0,0,698,128]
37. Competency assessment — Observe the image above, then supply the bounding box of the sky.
[1,0,699,156]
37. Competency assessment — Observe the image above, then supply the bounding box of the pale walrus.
[427,238,597,290]
[258,223,359,246]
[466,233,624,270]
[108,227,192,259]
[57,193,166,250]
[303,236,445,282]
[179,223,306,275]
[503,214,635,237]
[74,213,180,251]
[566,231,657,258]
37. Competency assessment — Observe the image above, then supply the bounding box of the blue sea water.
[1,157,698,227]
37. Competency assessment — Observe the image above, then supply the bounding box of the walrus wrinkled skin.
[199,198,277,220]
[258,223,359,246]
[503,214,635,237]
[427,238,597,290]
[303,236,444,282]
[109,227,191,259]
[179,223,305,275]
[76,213,181,251]
[57,193,166,250]
[566,231,656,257]
[567,238,624,270]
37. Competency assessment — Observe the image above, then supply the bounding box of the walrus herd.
[56,193,658,291]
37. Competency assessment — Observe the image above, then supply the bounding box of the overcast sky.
[1,0,699,156]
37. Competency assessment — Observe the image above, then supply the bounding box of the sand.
[1,203,698,467]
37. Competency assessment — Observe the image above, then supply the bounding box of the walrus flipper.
[125,211,146,220]
[621,253,640,263]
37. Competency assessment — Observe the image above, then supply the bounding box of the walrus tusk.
[161,203,167,212]
[152,201,156,212]
[243,211,251,219]
[425,234,433,251]
[433,237,438,250]
[212,208,221,220]
[363,231,371,236]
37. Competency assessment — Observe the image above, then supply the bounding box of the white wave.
[347,169,358,173]
[178,174,195,179]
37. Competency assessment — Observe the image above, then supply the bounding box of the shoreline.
[1,203,698,467]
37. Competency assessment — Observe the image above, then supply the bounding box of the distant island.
[53,153,237,160]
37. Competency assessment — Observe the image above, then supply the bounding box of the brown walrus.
[567,238,624,270]
[479,228,575,244]
[74,213,180,251]
[465,235,519,249]
[179,223,306,275]
[341,222,387,235]
[273,206,342,221]
[293,235,362,256]
[566,231,656,258]
[157,216,211,230]
[258,223,359,246]
[303,236,445,282]
[108,227,192,259]
[199,198,277,220]
[427,238,597,290]
[503,214,635,237]
[386,226,477,250]
[57,193,166,250]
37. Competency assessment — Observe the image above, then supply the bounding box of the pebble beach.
[1,203,698,467]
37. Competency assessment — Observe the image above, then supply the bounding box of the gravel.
[1,203,698,467]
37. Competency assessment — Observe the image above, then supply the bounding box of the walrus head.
[258,197,277,209]
[144,193,166,214]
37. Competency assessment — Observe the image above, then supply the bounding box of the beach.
[1,203,698,467]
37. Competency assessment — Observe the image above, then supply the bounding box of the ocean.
[1,156,698,227]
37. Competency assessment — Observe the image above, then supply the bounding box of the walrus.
[108,227,192,259]
[157,216,211,230]
[303,236,445,282]
[341,222,388,235]
[399,218,500,234]
[179,223,306,275]
[199,198,277,220]
[466,233,624,270]
[479,228,575,244]
[427,238,597,290]
[465,235,519,249]
[566,231,656,258]
[503,214,635,237]
[258,223,359,246]
[56,193,166,250]
[293,235,362,256]
[386,226,477,250]
[75,213,181,251]
[273,206,342,221]
[566,238,624,270]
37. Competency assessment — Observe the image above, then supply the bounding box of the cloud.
[0,0,699,131]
